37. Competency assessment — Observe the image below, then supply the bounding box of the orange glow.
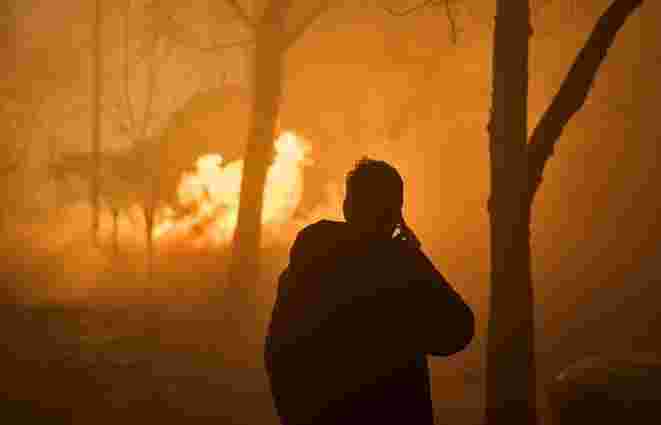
[154,131,310,247]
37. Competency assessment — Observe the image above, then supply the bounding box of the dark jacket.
[265,220,474,425]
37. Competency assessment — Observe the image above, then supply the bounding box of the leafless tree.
[485,1,642,424]
[120,0,168,276]
[215,0,331,319]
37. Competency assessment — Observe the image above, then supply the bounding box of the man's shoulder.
[302,219,347,232]
[297,220,347,241]
[290,220,347,258]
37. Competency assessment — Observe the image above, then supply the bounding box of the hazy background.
[1,1,658,424]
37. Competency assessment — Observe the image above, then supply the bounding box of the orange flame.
[154,131,310,247]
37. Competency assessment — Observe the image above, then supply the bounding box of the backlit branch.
[195,38,255,52]
[383,0,444,16]
[224,0,256,29]
[444,0,457,44]
[527,0,644,201]
[283,0,331,49]
[385,0,459,44]
[161,12,254,53]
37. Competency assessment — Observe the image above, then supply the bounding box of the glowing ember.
[154,131,310,246]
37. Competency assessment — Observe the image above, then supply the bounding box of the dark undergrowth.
[0,234,284,424]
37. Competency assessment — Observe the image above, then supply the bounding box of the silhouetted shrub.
[549,355,661,424]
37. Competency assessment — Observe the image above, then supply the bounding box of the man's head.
[343,158,404,237]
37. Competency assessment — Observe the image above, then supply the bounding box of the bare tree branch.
[385,0,459,44]
[527,0,644,201]
[161,12,255,53]
[383,0,444,16]
[283,0,331,49]
[224,0,256,29]
[193,38,255,52]
[444,0,457,44]
[168,32,255,52]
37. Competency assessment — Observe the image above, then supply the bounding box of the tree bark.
[486,1,642,424]
[225,0,311,310]
[226,17,286,321]
[486,1,536,425]
[224,0,329,311]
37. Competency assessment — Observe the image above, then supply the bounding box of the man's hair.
[346,158,404,211]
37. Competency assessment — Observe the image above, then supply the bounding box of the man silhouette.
[265,158,474,425]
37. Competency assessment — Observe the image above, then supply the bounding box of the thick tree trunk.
[486,1,536,425]
[484,2,642,424]
[224,0,326,310]
[226,26,284,321]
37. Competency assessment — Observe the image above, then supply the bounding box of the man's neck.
[346,223,394,243]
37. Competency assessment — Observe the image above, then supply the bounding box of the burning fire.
[154,131,310,247]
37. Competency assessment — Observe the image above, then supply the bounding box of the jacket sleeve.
[405,248,475,357]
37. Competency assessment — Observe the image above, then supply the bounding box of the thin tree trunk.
[220,2,329,357]
[112,208,120,258]
[486,1,536,425]
[144,201,155,281]
[91,0,103,245]
[121,0,165,282]
[0,2,13,233]
[48,135,60,211]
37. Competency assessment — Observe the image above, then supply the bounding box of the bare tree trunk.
[486,2,536,425]
[0,170,11,235]
[48,135,60,211]
[120,0,166,282]
[145,143,161,283]
[144,200,155,281]
[226,47,283,329]
[112,208,120,258]
[485,1,643,424]
[224,0,328,312]
[91,0,103,245]
[226,2,289,320]
[1,2,16,235]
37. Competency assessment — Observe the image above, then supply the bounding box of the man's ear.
[380,206,401,228]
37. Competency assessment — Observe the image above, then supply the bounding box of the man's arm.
[405,248,475,357]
